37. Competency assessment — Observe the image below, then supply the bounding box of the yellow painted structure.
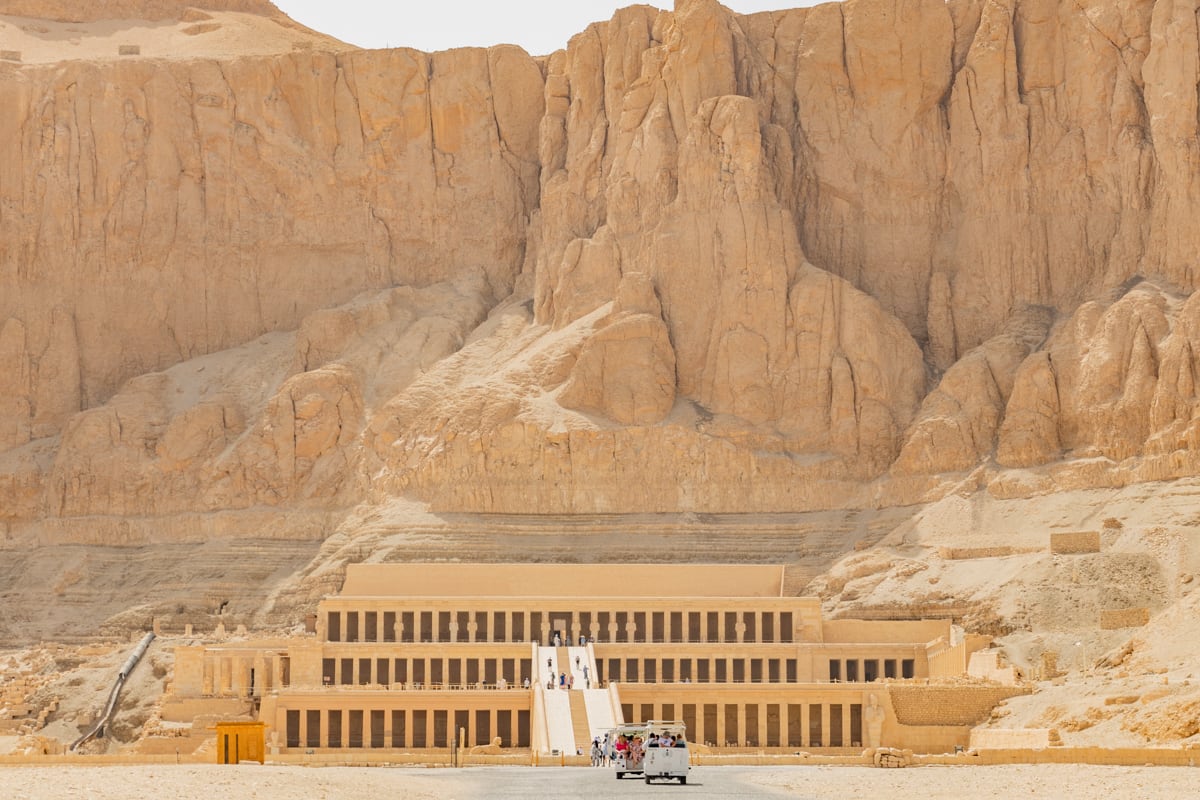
[215,720,266,764]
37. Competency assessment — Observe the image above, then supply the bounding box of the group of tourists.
[590,728,687,767]
[551,633,589,647]
[591,732,642,767]
[590,736,606,766]
[547,670,577,690]
[544,655,592,689]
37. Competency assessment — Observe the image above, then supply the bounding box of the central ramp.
[568,690,591,753]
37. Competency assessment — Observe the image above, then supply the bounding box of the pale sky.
[275,1,824,55]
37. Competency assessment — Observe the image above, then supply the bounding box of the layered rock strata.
[2,0,1200,535]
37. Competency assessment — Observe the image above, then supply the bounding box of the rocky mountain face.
[2,0,1200,620]
[0,0,283,22]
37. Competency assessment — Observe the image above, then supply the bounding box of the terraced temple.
[167,564,1024,759]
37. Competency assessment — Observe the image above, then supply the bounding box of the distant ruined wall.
[1099,608,1150,630]
[1050,532,1102,555]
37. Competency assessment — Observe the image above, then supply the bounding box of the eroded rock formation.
[2,0,1200,538]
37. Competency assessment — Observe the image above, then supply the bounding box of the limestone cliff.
[2,0,1200,544]
[0,44,542,420]
[0,1,282,22]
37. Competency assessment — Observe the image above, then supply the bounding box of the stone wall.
[923,746,1200,767]
[1100,608,1151,630]
[888,686,1029,727]
[967,651,1019,686]
[938,547,1034,560]
[822,619,949,645]
[970,728,1051,749]
[1050,532,1102,555]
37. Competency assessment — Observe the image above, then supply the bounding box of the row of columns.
[632,701,864,749]
[828,657,916,682]
[201,653,288,697]
[323,656,534,688]
[602,656,799,684]
[324,608,796,645]
[285,707,531,750]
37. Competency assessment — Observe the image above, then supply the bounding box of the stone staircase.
[556,645,571,686]
[568,690,591,753]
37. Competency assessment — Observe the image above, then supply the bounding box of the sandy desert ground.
[4,763,1200,800]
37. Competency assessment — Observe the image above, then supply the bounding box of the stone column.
[234,655,249,694]
[737,704,747,746]
[253,653,267,695]
[843,704,853,747]
[757,703,768,748]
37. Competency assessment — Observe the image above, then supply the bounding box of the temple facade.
[168,564,1023,757]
